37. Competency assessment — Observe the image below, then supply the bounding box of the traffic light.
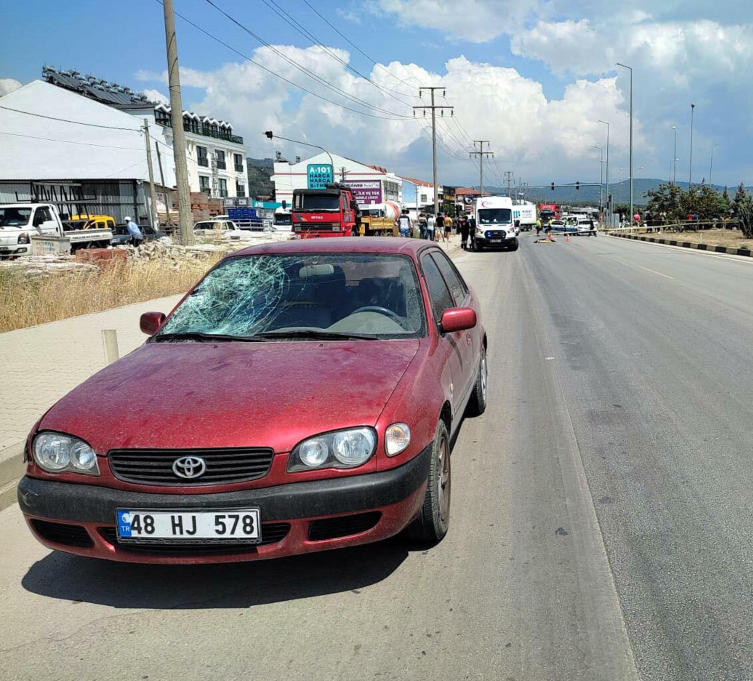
[576,181,580,191]
[551,182,555,191]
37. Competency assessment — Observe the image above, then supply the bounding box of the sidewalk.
[0,294,182,505]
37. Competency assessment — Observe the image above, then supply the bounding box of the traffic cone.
[566,233,571,242]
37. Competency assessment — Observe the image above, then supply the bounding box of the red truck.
[291,184,358,238]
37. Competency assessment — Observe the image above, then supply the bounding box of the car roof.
[232,237,441,258]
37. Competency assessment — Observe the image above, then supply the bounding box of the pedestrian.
[125,216,143,247]
[397,210,412,238]
[418,212,428,239]
[633,212,640,227]
[536,217,542,236]
[436,213,445,242]
[426,213,436,241]
[460,214,470,249]
[468,214,477,249]
[444,213,453,241]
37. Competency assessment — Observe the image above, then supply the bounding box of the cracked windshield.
[2,0,752,679]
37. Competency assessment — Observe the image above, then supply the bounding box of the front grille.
[308,512,381,541]
[98,523,290,555]
[31,519,94,548]
[108,448,275,486]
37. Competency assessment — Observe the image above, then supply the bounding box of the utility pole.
[162,0,193,245]
[469,141,493,197]
[414,88,453,222]
[142,119,159,229]
[689,103,696,188]
[154,139,174,230]
[616,63,633,230]
[340,166,348,182]
[599,120,610,227]
[672,125,677,186]
[504,171,514,199]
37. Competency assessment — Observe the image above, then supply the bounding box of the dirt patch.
[640,228,753,251]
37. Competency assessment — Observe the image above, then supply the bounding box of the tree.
[732,182,749,218]
[645,183,683,223]
[722,185,731,209]
[737,195,753,239]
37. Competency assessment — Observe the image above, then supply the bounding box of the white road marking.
[637,265,675,280]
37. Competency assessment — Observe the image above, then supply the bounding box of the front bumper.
[475,230,516,247]
[18,445,430,564]
[0,244,30,256]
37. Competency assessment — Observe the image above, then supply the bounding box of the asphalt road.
[1,234,752,680]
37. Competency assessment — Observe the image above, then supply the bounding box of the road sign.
[307,164,334,189]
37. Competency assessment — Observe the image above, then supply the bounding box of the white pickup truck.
[0,203,113,257]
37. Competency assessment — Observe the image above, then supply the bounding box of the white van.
[473,196,518,251]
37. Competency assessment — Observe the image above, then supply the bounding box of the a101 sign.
[307,164,334,189]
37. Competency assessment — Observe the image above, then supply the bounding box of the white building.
[0,79,175,224]
[271,153,402,207]
[152,104,248,199]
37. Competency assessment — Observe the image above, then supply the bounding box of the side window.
[431,252,467,305]
[36,207,52,223]
[421,254,454,322]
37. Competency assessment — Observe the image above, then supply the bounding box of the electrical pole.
[142,119,159,229]
[414,88,453,222]
[340,166,348,182]
[154,139,174,230]
[616,63,633,230]
[469,141,493,198]
[599,120,610,227]
[504,171,514,199]
[162,0,193,245]
[689,103,696,188]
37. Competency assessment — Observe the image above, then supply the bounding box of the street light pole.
[689,103,695,187]
[599,120,610,227]
[264,132,334,172]
[591,145,604,218]
[672,125,677,185]
[616,63,633,229]
[709,143,719,188]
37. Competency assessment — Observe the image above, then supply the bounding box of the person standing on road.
[426,213,436,241]
[460,214,470,249]
[444,213,454,242]
[418,212,428,239]
[125,216,143,247]
[468,215,477,249]
[536,217,542,236]
[436,213,445,242]
[398,210,412,238]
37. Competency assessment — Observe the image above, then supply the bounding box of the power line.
[299,0,420,96]
[0,130,143,150]
[0,105,141,132]
[260,0,414,107]
[201,0,411,119]
[154,0,408,122]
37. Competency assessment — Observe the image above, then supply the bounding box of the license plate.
[116,509,261,543]
[490,239,502,243]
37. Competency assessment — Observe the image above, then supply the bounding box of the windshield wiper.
[153,332,270,343]
[257,329,379,341]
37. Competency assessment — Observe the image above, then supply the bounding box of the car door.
[33,207,58,236]
[420,252,465,418]
[429,250,477,407]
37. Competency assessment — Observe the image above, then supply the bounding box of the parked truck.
[357,201,400,237]
[0,203,113,258]
[291,184,358,238]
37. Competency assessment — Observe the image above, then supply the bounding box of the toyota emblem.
[172,456,207,479]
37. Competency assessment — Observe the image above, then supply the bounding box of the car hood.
[40,340,420,454]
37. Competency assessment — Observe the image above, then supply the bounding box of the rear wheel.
[467,346,488,416]
[407,420,451,544]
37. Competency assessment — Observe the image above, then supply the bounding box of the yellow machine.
[69,214,116,230]
[357,204,399,237]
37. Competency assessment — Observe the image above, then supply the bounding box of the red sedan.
[18,238,488,563]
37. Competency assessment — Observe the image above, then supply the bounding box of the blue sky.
[2,0,750,189]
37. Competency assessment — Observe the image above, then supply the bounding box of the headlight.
[33,432,100,475]
[288,427,377,472]
[476,227,484,235]
[385,423,411,457]
[18,232,30,245]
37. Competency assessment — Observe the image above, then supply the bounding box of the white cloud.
[142,88,169,105]
[0,79,22,97]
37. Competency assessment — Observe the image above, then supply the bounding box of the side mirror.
[140,311,166,336]
[282,200,287,210]
[440,307,477,333]
[33,214,44,227]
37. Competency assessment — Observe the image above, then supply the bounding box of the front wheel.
[407,420,451,544]
[509,238,519,251]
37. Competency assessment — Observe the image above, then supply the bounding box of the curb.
[0,443,24,512]
[609,232,753,258]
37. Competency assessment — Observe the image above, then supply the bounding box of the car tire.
[467,346,488,417]
[407,420,451,544]
[510,238,519,251]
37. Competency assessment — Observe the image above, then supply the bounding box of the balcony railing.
[155,116,244,145]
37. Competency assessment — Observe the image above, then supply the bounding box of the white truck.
[513,201,537,231]
[0,203,112,258]
[473,196,519,251]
